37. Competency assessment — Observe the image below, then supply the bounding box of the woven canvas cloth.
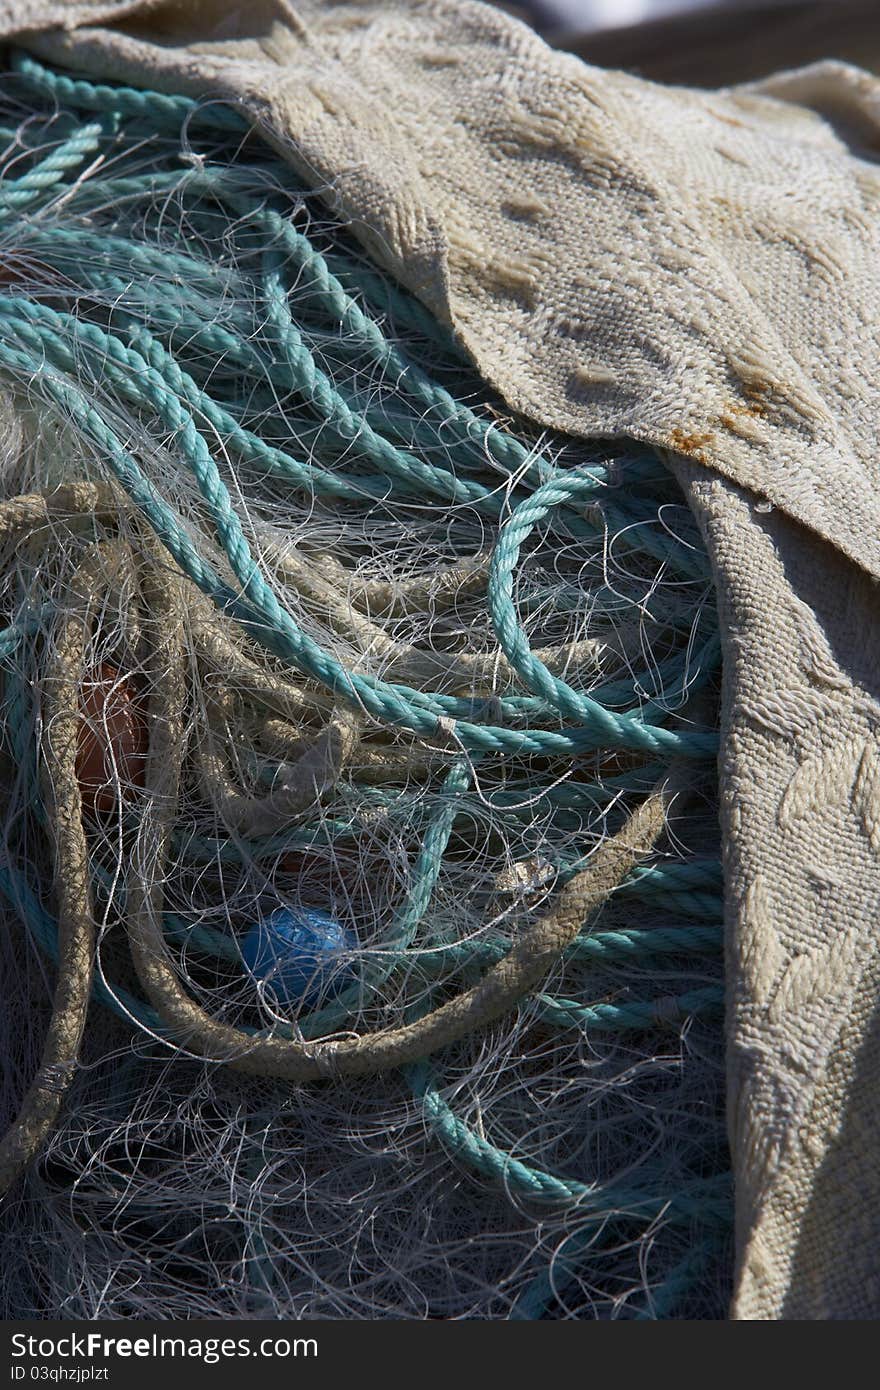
[1,0,879,1318]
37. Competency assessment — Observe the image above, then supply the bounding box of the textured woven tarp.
[2,0,879,1319]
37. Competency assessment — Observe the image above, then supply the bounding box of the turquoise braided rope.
[406,1060,731,1223]
[280,758,473,1039]
[0,318,718,757]
[0,116,110,212]
[489,466,717,750]
[10,47,247,132]
[2,292,715,735]
[0,47,709,580]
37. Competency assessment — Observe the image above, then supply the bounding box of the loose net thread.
[0,50,730,1320]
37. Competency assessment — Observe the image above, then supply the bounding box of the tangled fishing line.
[0,50,730,1319]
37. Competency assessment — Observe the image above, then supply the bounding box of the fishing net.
[0,49,730,1319]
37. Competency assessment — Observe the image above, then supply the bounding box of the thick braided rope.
[407,1061,732,1224]
[0,480,121,540]
[0,316,717,757]
[413,922,722,976]
[0,509,724,1191]
[489,467,719,750]
[0,117,108,213]
[123,601,691,1077]
[0,549,101,1194]
[0,308,716,749]
[10,48,246,132]
[195,705,360,837]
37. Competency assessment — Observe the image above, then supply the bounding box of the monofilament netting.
[0,49,730,1319]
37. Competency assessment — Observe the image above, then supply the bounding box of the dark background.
[504,0,880,87]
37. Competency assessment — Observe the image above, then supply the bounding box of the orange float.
[76,663,147,813]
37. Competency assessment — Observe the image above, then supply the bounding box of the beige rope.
[239,709,440,783]
[191,595,333,724]
[195,704,361,836]
[121,558,684,1079]
[0,547,102,1195]
[0,482,123,543]
[268,542,606,689]
[304,547,492,618]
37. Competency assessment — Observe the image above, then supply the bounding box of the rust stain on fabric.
[667,426,715,462]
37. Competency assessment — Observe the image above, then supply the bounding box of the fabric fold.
[1,0,878,1317]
